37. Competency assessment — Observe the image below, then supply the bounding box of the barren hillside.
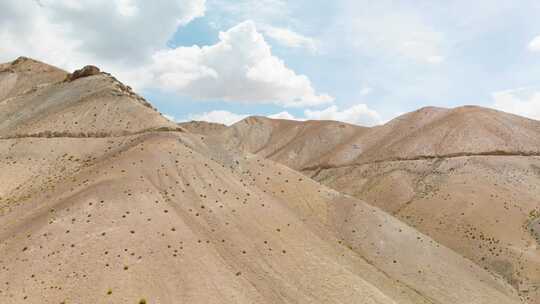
[0,57,179,138]
[0,58,526,303]
[201,106,540,303]
[216,117,366,170]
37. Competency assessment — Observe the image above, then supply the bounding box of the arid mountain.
[203,106,540,170]
[217,116,366,170]
[197,105,540,302]
[0,57,67,102]
[0,57,179,138]
[315,106,540,167]
[0,58,526,303]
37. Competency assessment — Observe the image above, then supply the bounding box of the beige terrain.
[194,106,540,303]
[0,57,530,303]
[0,57,180,138]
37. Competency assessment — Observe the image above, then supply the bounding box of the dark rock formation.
[66,65,101,82]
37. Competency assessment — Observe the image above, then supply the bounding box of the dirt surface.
[201,105,540,303]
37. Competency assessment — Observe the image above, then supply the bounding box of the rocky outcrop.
[65,65,101,82]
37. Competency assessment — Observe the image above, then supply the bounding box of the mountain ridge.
[195,103,540,302]
[0,57,532,303]
[0,57,179,138]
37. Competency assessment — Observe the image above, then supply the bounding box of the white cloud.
[337,2,446,65]
[186,110,249,125]
[304,104,382,126]
[268,111,300,120]
[185,110,302,126]
[115,0,140,17]
[262,26,318,52]
[185,103,382,126]
[0,0,206,69]
[0,3,330,108]
[163,113,176,122]
[209,0,290,26]
[145,20,332,107]
[492,87,540,120]
[427,55,445,64]
[528,35,540,52]
[359,87,372,96]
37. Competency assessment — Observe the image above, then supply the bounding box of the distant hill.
[204,105,540,302]
[219,116,367,170]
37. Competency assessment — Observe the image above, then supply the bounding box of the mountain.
[205,106,540,170]
[0,57,525,303]
[216,116,366,170]
[0,57,179,138]
[197,105,540,303]
[0,56,67,102]
[316,105,540,167]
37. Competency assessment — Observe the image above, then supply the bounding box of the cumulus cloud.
[262,26,318,52]
[186,110,249,125]
[338,1,446,65]
[304,104,382,126]
[145,20,332,107]
[209,0,290,26]
[528,35,540,52]
[0,0,206,70]
[268,111,299,120]
[184,109,303,125]
[0,2,330,107]
[359,87,372,96]
[427,55,445,64]
[185,103,382,126]
[163,113,177,122]
[492,87,540,120]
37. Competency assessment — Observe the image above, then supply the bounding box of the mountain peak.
[11,56,40,65]
[4,56,67,74]
[0,58,177,137]
[0,57,68,102]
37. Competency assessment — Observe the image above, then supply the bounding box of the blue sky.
[2,0,540,125]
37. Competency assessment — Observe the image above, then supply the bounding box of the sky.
[1,0,540,126]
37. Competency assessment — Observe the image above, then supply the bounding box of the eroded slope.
[0,132,519,303]
[208,106,540,302]
[0,58,527,303]
[216,116,366,170]
[0,58,178,137]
